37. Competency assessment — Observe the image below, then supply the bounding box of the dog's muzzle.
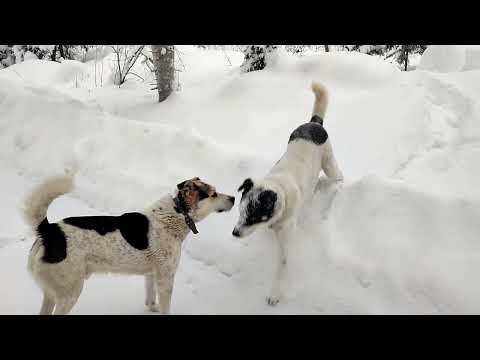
[218,196,235,212]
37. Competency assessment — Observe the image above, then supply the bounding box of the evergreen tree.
[240,45,278,73]
[0,45,15,68]
[385,45,427,71]
[12,45,52,62]
[344,45,427,71]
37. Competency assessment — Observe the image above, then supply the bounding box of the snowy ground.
[1,46,480,314]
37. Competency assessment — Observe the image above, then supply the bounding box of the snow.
[419,45,480,72]
[0,45,480,314]
[463,46,480,71]
[418,45,465,72]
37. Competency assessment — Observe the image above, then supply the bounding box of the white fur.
[25,177,233,315]
[234,81,344,305]
[311,81,329,119]
[22,175,74,228]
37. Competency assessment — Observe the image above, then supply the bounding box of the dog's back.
[268,82,332,191]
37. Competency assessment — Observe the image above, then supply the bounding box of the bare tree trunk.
[151,45,175,102]
[51,46,57,61]
[58,45,64,59]
[324,45,330,52]
[404,47,409,71]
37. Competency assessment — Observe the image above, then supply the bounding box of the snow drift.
[419,45,480,72]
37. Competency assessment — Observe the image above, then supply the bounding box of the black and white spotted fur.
[24,176,235,315]
[232,81,344,305]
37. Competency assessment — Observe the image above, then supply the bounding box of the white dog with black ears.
[24,176,235,315]
[232,81,344,305]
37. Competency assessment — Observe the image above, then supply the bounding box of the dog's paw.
[266,296,280,306]
[147,303,160,313]
[266,289,282,306]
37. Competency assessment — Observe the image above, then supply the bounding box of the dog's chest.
[144,212,187,260]
[149,211,190,241]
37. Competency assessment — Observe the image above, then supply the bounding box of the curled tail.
[310,81,329,124]
[23,175,74,229]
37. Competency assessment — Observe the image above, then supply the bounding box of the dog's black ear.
[259,190,277,212]
[177,180,188,190]
[238,178,254,193]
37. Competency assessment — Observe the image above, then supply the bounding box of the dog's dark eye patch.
[212,192,218,198]
[244,190,277,226]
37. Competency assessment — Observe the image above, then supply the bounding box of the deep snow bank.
[418,45,480,72]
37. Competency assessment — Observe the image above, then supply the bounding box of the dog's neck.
[172,193,199,234]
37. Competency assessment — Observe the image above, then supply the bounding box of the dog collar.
[173,196,199,234]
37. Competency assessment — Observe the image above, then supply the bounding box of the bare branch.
[128,72,145,81]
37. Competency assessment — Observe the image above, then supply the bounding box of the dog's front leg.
[145,274,157,312]
[153,270,175,315]
[267,225,292,306]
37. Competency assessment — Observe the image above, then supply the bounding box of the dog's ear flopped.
[238,178,254,193]
[177,180,188,190]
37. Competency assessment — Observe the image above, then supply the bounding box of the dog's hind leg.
[145,274,158,312]
[321,141,344,182]
[39,292,55,315]
[53,281,84,315]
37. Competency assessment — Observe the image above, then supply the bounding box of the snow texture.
[0,45,479,314]
[419,45,480,72]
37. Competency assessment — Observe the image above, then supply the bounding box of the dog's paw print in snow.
[185,276,199,295]
[13,134,29,151]
[355,273,372,289]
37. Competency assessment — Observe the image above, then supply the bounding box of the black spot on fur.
[118,213,150,250]
[63,212,150,250]
[288,122,328,145]
[238,178,254,199]
[310,115,324,125]
[37,218,67,263]
[244,189,277,226]
[63,216,117,235]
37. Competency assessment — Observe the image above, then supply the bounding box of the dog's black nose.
[232,229,240,237]
[229,196,235,204]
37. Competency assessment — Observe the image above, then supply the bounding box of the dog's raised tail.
[23,175,74,229]
[311,81,329,123]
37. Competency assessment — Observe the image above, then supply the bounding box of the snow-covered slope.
[0,46,479,314]
[418,45,480,72]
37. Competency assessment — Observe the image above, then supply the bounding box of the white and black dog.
[232,81,344,305]
[24,176,235,315]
